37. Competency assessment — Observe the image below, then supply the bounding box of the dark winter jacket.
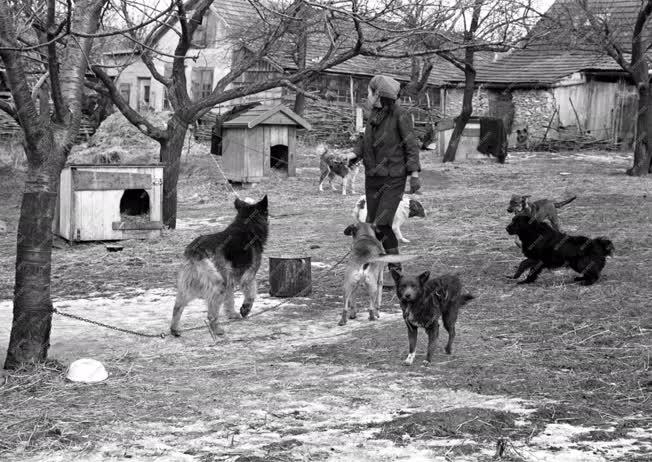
[354,104,421,177]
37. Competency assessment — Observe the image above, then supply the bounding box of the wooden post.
[269,256,312,297]
[569,97,584,135]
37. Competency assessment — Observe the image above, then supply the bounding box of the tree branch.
[46,0,66,123]
[91,65,168,141]
[0,1,47,155]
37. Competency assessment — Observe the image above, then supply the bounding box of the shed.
[55,164,164,241]
[220,104,312,184]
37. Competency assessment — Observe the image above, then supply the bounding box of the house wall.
[442,87,490,117]
[511,89,557,140]
[109,9,233,113]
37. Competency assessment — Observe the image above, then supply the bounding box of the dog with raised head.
[170,195,269,337]
[317,143,362,196]
[507,194,577,231]
[391,270,474,365]
[506,214,614,285]
[352,195,426,243]
[339,222,416,326]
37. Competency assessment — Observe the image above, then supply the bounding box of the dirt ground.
[0,145,651,461]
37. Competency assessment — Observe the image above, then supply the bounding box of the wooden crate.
[55,164,164,241]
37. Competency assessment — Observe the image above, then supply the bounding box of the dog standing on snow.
[170,196,269,337]
[317,143,362,196]
[352,195,425,243]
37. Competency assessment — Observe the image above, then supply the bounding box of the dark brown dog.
[391,270,474,365]
[506,214,614,285]
[507,194,576,231]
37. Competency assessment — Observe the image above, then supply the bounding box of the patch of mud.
[373,408,530,445]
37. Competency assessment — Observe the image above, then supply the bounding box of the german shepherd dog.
[170,196,269,337]
[507,194,577,231]
[506,214,614,285]
[340,222,416,326]
[391,270,474,365]
[317,144,362,196]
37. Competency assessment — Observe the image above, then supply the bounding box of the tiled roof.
[474,0,651,85]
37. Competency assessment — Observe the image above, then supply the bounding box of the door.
[137,77,152,112]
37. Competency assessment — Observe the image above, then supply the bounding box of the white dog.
[352,195,426,243]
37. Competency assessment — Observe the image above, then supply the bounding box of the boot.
[383,247,401,288]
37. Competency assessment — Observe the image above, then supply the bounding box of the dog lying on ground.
[391,270,474,365]
[505,214,614,286]
[352,195,426,243]
[507,194,577,231]
[339,222,416,326]
[170,195,269,337]
[317,143,362,196]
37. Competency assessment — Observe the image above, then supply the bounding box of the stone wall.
[511,89,558,141]
[443,87,490,117]
[444,86,559,144]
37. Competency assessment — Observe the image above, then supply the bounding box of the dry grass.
[0,145,650,460]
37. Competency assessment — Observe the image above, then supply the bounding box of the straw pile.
[67,111,174,165]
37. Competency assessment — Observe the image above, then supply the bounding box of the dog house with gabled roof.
[220,104,311,184]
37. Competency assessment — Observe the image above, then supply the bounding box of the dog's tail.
[554,196,577,208]
[368,254,419,264]
[460,293,475,306]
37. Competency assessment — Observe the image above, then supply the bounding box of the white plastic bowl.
[66,358,108,383]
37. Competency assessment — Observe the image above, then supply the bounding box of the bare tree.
[570,0,652,175]
[0,0,110,369]
[363,0,539,161]
[90,0,379,228]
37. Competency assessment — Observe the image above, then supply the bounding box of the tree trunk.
[627,82,652,176]
[292,12,307,116]
[4,166,60,369]
[160,116,189,229]
[443,52,476,163]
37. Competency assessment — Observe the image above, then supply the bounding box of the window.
[119,83,131,105]
[191,68,213,101]
[192,15,207,47]
[137,77,152,111]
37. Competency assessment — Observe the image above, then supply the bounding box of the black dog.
[391,270,474,365]
[505,215,614,285]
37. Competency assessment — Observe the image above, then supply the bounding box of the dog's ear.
[257,195,268,212]
[343,224,357,237]
[234,198,247,210]
[418,271,430,286]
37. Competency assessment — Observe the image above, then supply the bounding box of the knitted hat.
[369,75,401,100]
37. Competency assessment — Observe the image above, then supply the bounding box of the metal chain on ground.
[51,308,167,338]
[51,248,352,339]
[51,143,357,338]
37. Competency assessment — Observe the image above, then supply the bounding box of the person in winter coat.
[353,75,422,279]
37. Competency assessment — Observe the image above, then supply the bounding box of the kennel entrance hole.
[120,189,151,217]
[270,144,289,171]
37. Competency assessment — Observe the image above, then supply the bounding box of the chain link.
[51,249,353,339]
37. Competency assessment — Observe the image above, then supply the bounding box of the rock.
[0,220,7,234]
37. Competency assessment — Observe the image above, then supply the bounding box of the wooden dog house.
[220,104,311,184]
[55,164,164,241]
